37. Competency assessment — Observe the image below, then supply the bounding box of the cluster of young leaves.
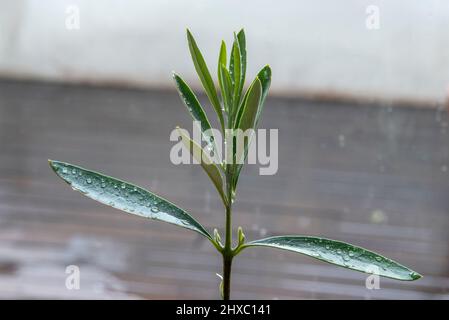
[173,29,271,207]
[49,29,421,296]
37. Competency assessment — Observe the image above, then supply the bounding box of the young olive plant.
[49,29,421,300]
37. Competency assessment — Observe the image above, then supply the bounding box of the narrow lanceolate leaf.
[49,160,213,241]
[240,236,422,281]
[235,65,271,130]
[186,29,224,131]
[232,67,271,189]
[173,73,221,167]
[236,77,262,132]
[254,65,271,127]
[236,29,246,105]
[218,41,228,112]
[231,37,241,114]
[218,41,227,80]
[229,30,246,115]
[176,128,227,206]
[233,85,250,129]
[218,64,233,115]
[232,78,262,189]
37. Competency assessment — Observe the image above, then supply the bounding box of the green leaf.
[233,77,261,169]
[218,64,233,116]
[236,29,246,105]
[229,30,246,118]
[186,29,224,131]
[239,236,422,281]
[254,65,271,127]
[176,128,227,206]
[218,41,227,78]
[236,77,262,132]
[232,67,271,189]
[48,160,213,241]
[231,36,241,114]
[235,66,271,130]
[233,85,250,129]
[218,41,228,112]
[172,73,221,167]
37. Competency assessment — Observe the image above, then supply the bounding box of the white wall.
[1,0,449,104]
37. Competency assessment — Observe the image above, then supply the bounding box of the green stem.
[222,248,232,300]
[222,167,234,299]
[222,122,234,300]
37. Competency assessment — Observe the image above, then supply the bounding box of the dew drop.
[62,167,68,174]
[121,183,126,189]
[375,256,382,262]
[72,169,77,175]
[86,178,92,184]
[343,255,350,262]
[349,251,354,257]
[336,249,342,255]
[151,206,159,213]
[325,245,330,250]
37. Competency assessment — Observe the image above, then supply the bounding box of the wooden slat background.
[0,79,448,299]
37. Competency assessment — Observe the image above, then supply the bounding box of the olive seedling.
[49,29,421,300]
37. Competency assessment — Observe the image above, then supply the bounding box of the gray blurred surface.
[0,79,448,299]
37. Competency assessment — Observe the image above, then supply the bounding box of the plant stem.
[222,247,233,300]
[222,203,233,300]
[222,123,234,300]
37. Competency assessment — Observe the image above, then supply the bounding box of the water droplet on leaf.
[151,206,159,213]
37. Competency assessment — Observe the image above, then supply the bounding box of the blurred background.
[0,0,448,299]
